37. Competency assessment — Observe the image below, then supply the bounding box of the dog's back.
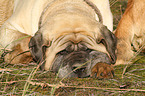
[0,0,14,26]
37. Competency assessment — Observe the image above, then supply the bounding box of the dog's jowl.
[0,0,116,78]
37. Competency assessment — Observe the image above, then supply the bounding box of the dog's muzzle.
[52,43,111,78]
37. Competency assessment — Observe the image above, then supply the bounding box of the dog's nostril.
[73,67,86,73]
[80,68,86,72]
[72,67,77,70]
[72,63,83,69]
[72,63,86,73]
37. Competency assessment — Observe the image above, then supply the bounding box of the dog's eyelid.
[42,44,49,48]
[42,40,52,48]
[97,38,107,48]
[96,37,104,44]
[96,39,101,44]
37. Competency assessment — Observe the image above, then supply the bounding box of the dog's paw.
[91,62,114,79]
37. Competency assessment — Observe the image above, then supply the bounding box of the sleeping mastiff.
[0,0,116,79]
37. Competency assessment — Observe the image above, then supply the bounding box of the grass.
[0,0,145,95]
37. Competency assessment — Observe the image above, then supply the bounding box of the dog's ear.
[29,32,48,70]
[97,26,117,64]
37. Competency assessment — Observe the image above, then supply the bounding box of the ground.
[0,0,145,95]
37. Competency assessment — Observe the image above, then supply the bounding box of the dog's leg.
[0,26,32,64]
[115,9,135,65]
[91,62,114,79]
[116,39,134,65]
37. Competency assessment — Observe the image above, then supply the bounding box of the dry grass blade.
[122,43,145,78]
[22,61,45,95]
[29,81,65,89]
[0,68,12,72]
[110,0,119,7]
[28,81,145,92]
[0,80,26,84]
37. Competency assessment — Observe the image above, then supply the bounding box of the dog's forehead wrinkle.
[52,33,96,47]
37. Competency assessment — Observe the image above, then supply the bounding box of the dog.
[115,0,145,65]
[0,0,116,78]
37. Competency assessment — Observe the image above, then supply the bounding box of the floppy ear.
[29,32,48,70]
[97,26,117,64]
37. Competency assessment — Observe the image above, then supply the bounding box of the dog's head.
[29,0,116,78]
[29,23,116,78]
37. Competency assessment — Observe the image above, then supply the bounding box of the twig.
[0,68,12,72]
[0,80,26,84]
[28,81,145,92]
[0,79,38,84]
[119,5,123,17]
[29,81,65,89]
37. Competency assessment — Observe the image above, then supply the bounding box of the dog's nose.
[72,63,88,78]
[72,63,86,71]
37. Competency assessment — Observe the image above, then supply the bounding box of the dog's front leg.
[0,26,32,64]
[91,62,114,79]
